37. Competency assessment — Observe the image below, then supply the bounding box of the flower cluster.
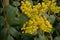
[20,1,48,18]
[43,0,60,13]
[20,0,57,34]
[21,15,52,34]
[21,19,38,34]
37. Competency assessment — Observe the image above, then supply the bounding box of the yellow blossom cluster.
[40,16,52,32]
[20,1,48,18]
[43,0,60,13]
[20,1,53,34]
[21,15,52,34]
[20,1,32,18]
[21,19,38,34]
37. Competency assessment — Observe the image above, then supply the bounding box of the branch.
[37,0,39,2]
[2,0,9,30]
[56,30,59,36]
[50,33,53,40]
[54,14,60,21]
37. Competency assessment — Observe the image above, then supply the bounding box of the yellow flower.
[52,0,55,2]
[20,1,54,34]
[25,1,30,6]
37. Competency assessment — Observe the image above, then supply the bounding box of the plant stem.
[50,33,53,40]
[3,0,9,30]
[56,30,59,36]
[37,0,39,2]
[3,0,9,7]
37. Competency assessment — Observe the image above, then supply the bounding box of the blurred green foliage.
[0,0,60,40]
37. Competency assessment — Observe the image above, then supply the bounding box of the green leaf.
[57,0,60,6]
[54,36,60,40]
[38,33,46,40]
[0,28,7,40]
[55,23,60,32]
[12,1,20,7]
[10,0,14,4]
[33,1,38,5]
[42,13,49,18]
[9,27,19,38]
[7,35,14,40]
[5,5,19,25]
[19,13,29,26]
[48,15,55,24]
[34,33,46,40]
[34,30,46,40]
[22,34,33,40]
